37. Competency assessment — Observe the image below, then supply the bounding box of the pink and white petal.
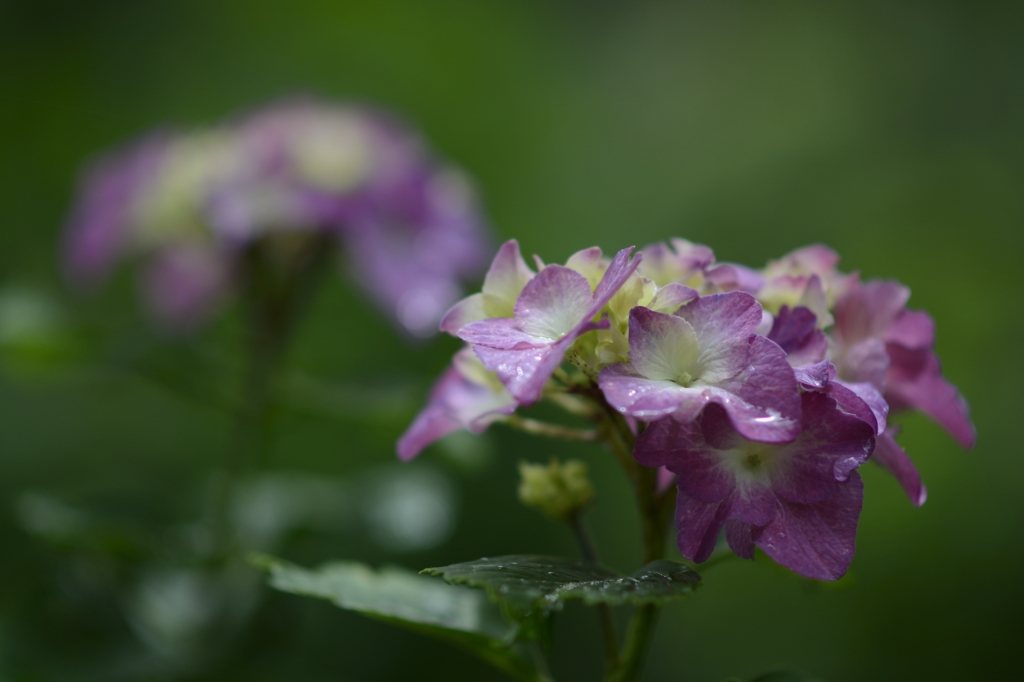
[704,263,765,294]
[834,279,910,345]
[710,335,802,442]
[481,239,534,313]
[755,472,863,581]
[598,366,694,421]
[797,275,833,328]
[440,292,488,334]
[473,335,574,405]
[884,308,935,350]
[675,491,731,563]
[564,246,606,288]
[627,307,700,382]
[648,283,699,314]
[514,265,595,339]
[872,427,927,506]
[677,292,764,356]
[458,317,549,350]
[590,246,641,317]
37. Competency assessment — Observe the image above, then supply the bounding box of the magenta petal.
[756,472,864,580]
[675,491,730,563]
[872,427,927,506]
[656,467,677,494]
[634,415,735,502]
[590,246,641,316]
[885,346,975,449]
[725,520,756,560]
[482,239,534,305]
[727,485,778,526]
[884,309,935,349]
[514,265,595,339]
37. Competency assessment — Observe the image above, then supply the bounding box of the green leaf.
[253,554,540,681]
[422,555,701,619]
[749,672,822,682]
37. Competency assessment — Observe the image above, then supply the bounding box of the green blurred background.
[1,1,1021,680]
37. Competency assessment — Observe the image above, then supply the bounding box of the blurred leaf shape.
[255,554,541,681]
[423,555,702,619]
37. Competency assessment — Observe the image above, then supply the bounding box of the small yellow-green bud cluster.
[517,458,594,522]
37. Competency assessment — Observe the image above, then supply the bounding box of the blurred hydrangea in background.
[63,97,492,336]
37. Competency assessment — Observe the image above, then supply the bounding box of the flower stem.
[503,415,601,442]
[569,513,620,675]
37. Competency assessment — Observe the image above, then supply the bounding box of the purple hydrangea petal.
[591,246,642,316]
[458,317,548,350]
[397,361,518,461]
[648,283,699,313]
[627,307,700,382]
[482,239,535,312]
[884,345,976,448]
[756,471,863,580]
[514,265,595,339]
[768,305,828,367]
[826,379,889,435]
[727,484,778,527]
[64,133,172,285]
[656,466,677,494]
[472,334,586,405]
[634,414,736,501]
[725,519,756,560]
[834,280,910,346]
[439,292,487,335]
[598,367,696,421]
[871,427,927,506]
[836,337,890,388]
[675,291,763,361]
[675,491,731,563]
[794,359,836,390]
[711,335,801,443]
[141,245,231,330]
[771,392,875,504]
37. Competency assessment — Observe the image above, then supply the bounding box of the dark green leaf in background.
[255,554,542,681]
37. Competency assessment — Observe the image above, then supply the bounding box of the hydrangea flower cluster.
[63,98,491,335]
[400,239,974,580]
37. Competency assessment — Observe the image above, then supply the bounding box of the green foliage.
[423,555,701,619]
[748,673,822,682]
[254,554,541,681]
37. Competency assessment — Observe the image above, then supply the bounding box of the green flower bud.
[517,458,595,522]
